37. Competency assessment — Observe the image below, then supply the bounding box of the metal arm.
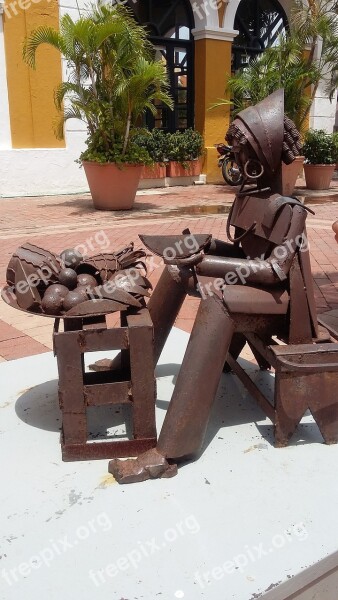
[196,205,307,286]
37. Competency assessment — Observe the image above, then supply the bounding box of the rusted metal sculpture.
[109,89,338,484]
[2,243,156,460]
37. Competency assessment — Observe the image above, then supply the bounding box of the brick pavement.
[0,182,337,361]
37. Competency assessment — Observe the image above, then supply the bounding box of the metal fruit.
[63,287,88,311]
[58,268,78,290]
[77,273,97,289]
[60,248,83,268]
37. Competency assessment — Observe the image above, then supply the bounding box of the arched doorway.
[127,0,195,132]
[232,0,288,71]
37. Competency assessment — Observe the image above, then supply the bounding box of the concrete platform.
[1,328,338,600]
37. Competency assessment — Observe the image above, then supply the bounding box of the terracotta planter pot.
[141,163,166,179]
[82,161,142,210]
[303,163,335,191]
[166,160,201,177]
[282,156,304,196]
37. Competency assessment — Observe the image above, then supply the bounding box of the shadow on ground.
[14,358,325,454]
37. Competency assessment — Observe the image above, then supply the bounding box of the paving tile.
[29,333,54,348]
[0,320,26,342]
[174,318,195,334]
[14,324,54,336]
[0,336,49,360]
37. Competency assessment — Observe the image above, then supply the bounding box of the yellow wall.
[3,0,64,148]
[195,38,232,182]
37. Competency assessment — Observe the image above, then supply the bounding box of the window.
[233,0,288,71]
[127,0,195,131]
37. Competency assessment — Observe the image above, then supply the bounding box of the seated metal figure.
[109,90,320,484]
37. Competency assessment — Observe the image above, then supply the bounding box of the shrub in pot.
[23,3,173,210]
[134,129,167,179]
[166,129,204,177]
[302,129,338,190]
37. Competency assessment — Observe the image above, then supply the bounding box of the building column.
[2,0,64,148]
[192,27,238,183]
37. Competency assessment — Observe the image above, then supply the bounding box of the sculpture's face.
[226,118,257,165]
[231,137,250,172]
[229,133,264,182]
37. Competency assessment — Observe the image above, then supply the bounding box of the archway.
[232,0,288,71]
[127,0,195,132]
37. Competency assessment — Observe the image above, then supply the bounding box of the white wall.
[310,94,336,132]
[0,131,89,197]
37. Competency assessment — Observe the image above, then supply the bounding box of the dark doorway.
[127,0,195,132]
[232,0,288,72]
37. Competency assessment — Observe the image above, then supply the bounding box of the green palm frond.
[59,14,79,58]
[54,106,86,140]
[23,27,67,68]
[54,81,82,110]
[71,18,95,53]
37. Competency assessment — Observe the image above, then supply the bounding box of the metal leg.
[109,295,235,483]
[223,333,246,373]
[147,266,188,364]
[274,375,307,447]
[158,295,235,460]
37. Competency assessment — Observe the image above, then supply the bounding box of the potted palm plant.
[23,3,173,210]
[303,129,338,190]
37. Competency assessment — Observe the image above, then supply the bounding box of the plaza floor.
[0,180,338,361]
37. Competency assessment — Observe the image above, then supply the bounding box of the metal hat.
[235,89,284,174]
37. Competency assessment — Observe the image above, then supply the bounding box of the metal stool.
[228,335,338,447]
[53,307,157,461]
